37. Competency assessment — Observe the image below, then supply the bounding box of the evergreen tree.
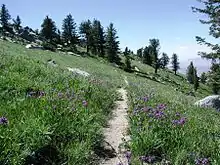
[171,53,180,75]
[13,15,21,32]
[105,23,120,64]
[209,63,220,94]
[79,20,93,53]
[192,0,220,94]
[160,53,169,69]
[124,47,129,56]
[40,16,57,43]
[149,39,160,73]
[124,55,132,72]
[200,72,207,84]
[137,48,143,59]
[0,4,11,33]
[186,61,194,84]
[143,46,153,65]
[193,67,199,91]
[92,19,105,56]
[62,14,78,49]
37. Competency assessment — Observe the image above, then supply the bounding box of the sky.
[1,0,217,62]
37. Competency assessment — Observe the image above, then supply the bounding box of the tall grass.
[0,45,116,164]
[126,75,220,165]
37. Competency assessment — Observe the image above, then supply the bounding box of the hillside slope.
[1,40,220,165]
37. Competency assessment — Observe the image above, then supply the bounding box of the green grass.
[0,40,218,165]
[0,40,124,164]
[125,73,220,164]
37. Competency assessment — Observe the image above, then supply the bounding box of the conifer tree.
[193,67,199,91]
[79,20,93,53]
[192,0,220,94]
[137,48,143,59]
[160,53,169,69]
[149,39,160,73]
[171,53,180,75]
[143,46,152,65]
[105,23,120,64]
[62,14,78,49]
[13,15,21,32]
[40,16,57,43]
[0,4,11,33]
[186,61,195,84]
[200,72,207,84]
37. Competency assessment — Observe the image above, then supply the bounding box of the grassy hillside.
[0,40,124,164]
[1,40,219,165]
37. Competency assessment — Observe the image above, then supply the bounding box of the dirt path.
[100,88,129,165]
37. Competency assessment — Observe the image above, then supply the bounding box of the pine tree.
[137,48,143,59]
[186,62,194,84]
[171,53,180,75]
[143,46,152,65]
[124,47,129,56]
[192,0,220,94]
[200,72,207,84]
[209,63,220,94]
[62,14,78,49]
[193,67,199,91]
[149,39,160,73]
[105,23,120,64]
[79,20,93,53]
[40,16,57,43]
[160,53,169,69]
[124,55,132,72]
[0,4,11,33]
[13,15,21,32]
[92,19,105,56]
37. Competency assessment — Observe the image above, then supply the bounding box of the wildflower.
[82,100,88,107]
[172,117,187,126]
[57,92,63,98]
[125,151,132,164]
[195,158,210,165]
[154,110,165,119]
[139,155,155,163]
[0,117,8,125]
[143,96,149,102]
[157,104,166,110]
[175,112,181,117]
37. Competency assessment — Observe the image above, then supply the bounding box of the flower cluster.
[139,155,156,164]
[27,90,45,98]
[0,116,8,125]
[195,158,210,165]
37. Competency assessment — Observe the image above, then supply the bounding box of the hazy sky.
[1,0,216,61]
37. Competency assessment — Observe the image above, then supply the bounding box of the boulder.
[67,67,90,77]
[195,95,220,111]
[67,52,74,55]
[25,44,43,50]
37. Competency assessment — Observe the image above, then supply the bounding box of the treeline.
[136,39,180,75]
[0,4,121,64]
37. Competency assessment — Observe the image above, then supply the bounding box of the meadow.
[1,40,219,165]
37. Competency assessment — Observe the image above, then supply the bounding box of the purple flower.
[154,110,165,119]
[57,92,63,98]
[175,112,181,117]
[139,155,155,163]
[172,117,187,126]
[0,117,8,125]
[82,100,88,107]
[125,151,132,163]
[157,104,166,110]
[143,96,149,102]
[195,158,210,165]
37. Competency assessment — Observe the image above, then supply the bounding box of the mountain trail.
[100,79,129,165]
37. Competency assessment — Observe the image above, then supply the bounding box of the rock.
[25,44,43,50]
[67,67,90,77]
[47,59,57,67]
[67,52,74,55]
[195,95,220,111]
[134,66,140,72]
